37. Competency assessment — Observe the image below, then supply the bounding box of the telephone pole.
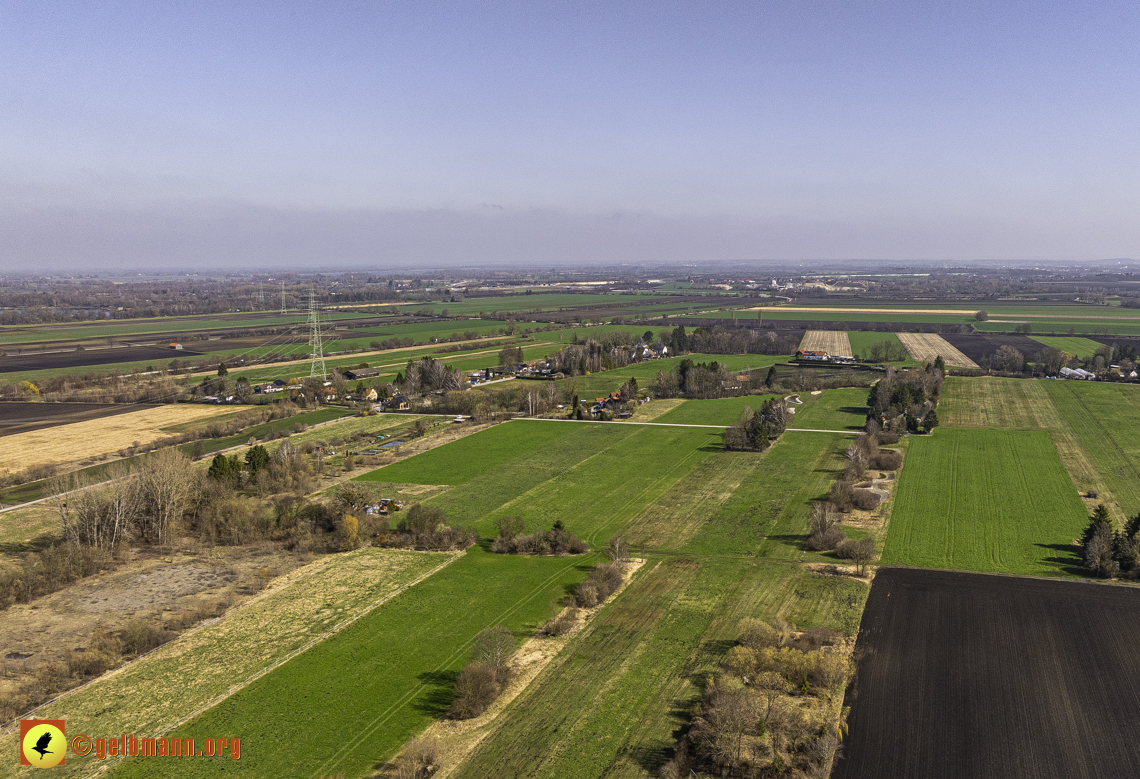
[308,289,326,379]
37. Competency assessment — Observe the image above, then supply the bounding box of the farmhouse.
[344,367,379,380]
[796,349,830,361]
[387,395,410,410]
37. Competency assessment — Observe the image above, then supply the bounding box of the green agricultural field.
[459,423,722,544]
[371,291,673,317]
[882,429,1088,575]
[787,387,869,430]
[12,549,457,779]
[973,319,1140,336]
[1041,381,1140,519]
[357,419,580,486]
[1029,335,1105,358]
[90,405,864,779]
[449,558,867,779]
[652,394,779,426]
[937,376,1061,431]
[846,331,919,364]
[673,431,854,558]
[108,549,594,779]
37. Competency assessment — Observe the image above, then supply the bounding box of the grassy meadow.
[787,387,870,430]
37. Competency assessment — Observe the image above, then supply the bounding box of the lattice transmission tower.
[280,282,287,315]
[307,289,326,379]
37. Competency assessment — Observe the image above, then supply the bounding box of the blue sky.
[1,1,1138,269]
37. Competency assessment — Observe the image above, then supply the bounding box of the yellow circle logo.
[21,722,66,768]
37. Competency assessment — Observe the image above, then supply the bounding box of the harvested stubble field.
[882,429,1087,575]
[0,404,240,472]
[0,548,459,779]
[0,401,146,437]
[895,332,979,368]
[799,329,853,357]
[836,568,1140,779]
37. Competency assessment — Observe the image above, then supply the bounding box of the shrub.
[851,488,881,511]
[738,617,780,651]
[870,450,902,470]
[448,662,499,719]
[118,619,175,656]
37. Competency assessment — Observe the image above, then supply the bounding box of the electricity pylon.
[308,289,326,379]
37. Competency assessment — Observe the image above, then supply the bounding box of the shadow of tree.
[411,669,459,717]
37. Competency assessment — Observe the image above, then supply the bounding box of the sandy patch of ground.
[374,558,648,779]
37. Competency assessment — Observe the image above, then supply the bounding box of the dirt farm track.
[834,568,1140,779]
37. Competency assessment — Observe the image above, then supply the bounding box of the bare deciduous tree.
[471,625,516,685]
[137,448,195,546]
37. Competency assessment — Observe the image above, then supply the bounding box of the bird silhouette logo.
[19,720,66,767]
[32,731,53,759]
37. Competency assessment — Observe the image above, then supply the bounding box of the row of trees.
[1081,505,1140,578]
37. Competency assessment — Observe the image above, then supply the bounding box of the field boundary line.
[69,550,463,779]
[510,418,860,434]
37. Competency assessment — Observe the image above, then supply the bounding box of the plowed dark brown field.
[835,568,1140,779]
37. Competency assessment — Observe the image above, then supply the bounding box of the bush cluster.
[490,517,588,556]
[661,617,852,779]
[372,504,478,552]
[448,626,516,720]
[573,563,623,608]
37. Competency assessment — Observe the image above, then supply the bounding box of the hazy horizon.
[3,1,1138,270]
